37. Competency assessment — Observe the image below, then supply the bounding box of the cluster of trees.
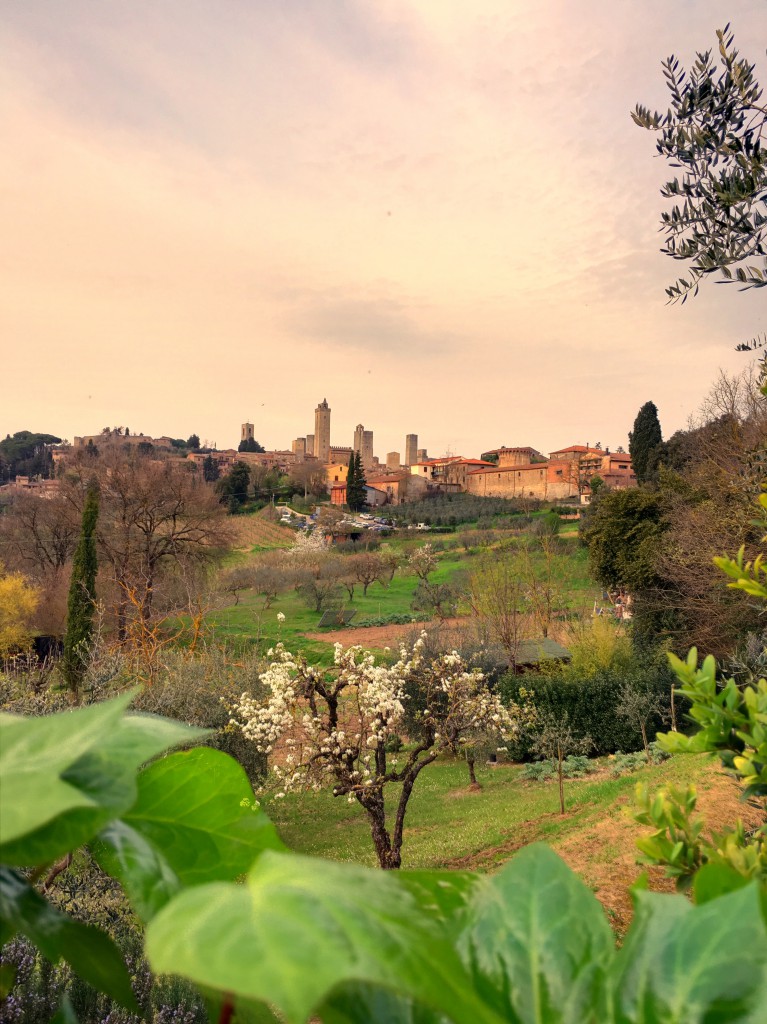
[0,430,60,482]
[215,460,329,512]
[238,436,265,453]
[0,447,232,654]
[583,364,766,655]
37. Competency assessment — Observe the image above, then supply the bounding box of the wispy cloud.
[1,0,764,456]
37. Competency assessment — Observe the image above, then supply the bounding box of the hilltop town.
[2,397,636,507]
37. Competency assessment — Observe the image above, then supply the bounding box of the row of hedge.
[499,664,678,758]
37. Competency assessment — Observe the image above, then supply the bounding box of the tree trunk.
[640,721,649,756]
[557,741,565,815]
[362,797,397,870]
[467,752,480,789]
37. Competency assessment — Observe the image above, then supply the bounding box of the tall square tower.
[405,433,418,466]
[314,399,331,463]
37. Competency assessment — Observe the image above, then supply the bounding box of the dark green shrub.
[500,664,675,757]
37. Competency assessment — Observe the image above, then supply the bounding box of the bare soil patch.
[304,617,469,647]
[555,768,762,932]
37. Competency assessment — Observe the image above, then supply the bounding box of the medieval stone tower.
[241,422,254,443]
[314,399,331,463]
[353,423,374,468]
[405,433,418,466]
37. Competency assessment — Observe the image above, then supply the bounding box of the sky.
[1,0,765,458]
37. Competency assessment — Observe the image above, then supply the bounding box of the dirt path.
[304,616,470,647]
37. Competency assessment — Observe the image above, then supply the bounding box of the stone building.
[466,444,636,501]
[466,460,577,500]
[241,422,255,443]
[314,399,331,463]
[329,446,354,465]
[292,437,307,458]
[306,434,315,456]
[483,446,546,467]
[386,452,401,470]
[73,431,173,450]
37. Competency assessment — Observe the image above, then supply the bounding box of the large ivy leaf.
[396,869,479,926]
[456,843,614,1023]
[1,707,205,866]
[612,883,767,1023]
[0,867,137,1011]
[91,820,183,923]
[0,693,135,850]
[118,747,284,888]
[146,850,504,1024]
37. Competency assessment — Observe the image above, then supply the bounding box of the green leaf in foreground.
[457,843,614,1023]
[0,867,137,1011]
[1,708,205,867]
[146,850,502,1024]
[319,982,449,1024]
[613,883,767,1022]
[0,693,135,851]
[94,747,282,920]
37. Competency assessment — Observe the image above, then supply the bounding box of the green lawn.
[264,752,713,870]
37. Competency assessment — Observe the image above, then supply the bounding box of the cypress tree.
[63,483,99,692]
[629,401,663,484]
[346,452,358,510]
[354,451,367,510]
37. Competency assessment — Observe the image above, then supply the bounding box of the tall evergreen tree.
[62,483,99,692]
[347,451,367,512]
[346,452,358,510]
[355,451,367,507]
[202,454,220,482]
[629,401,663,484]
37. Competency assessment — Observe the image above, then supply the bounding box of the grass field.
[264,751,712,869]
[208,525,597,663]
[207,553,468,662]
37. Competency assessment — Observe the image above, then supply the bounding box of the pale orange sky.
[1,1,764,458]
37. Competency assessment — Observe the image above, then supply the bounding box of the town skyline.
[2,1,764,455]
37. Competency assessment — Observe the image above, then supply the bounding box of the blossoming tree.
[230,634,533,868]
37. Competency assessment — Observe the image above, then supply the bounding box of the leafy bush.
[521,754,598,782]
[500,664,674,757]
[609,743,670,777]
